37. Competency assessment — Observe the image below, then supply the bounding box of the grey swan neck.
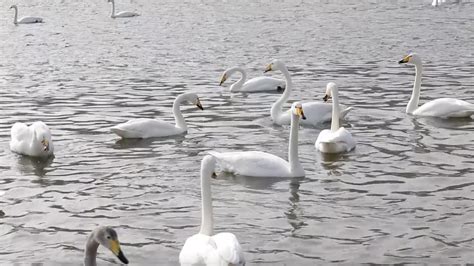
[84,233,99,266]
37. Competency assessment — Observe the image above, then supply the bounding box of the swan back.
[10,121,54,157]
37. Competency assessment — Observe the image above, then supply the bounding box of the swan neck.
[110,0,116,18]
[84,233,99,266]
[288,112,301,172]
[407,63,422,114]
[199,158,214,236]
[271,66,292,121]
[12,7,18,24]
[229,67,246,92]
[330,88,341,132]
[173,95,187,130]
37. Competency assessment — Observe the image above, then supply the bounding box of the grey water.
[1,0,474,264]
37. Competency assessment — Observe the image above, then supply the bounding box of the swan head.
[323,82,337,102]
[10,5,17,9]
[398,53,421,65]
[291,102,306,120]
[264,59,285,73]
[40,138,50,151]
[182,93,204,110]
[92,227,129,264]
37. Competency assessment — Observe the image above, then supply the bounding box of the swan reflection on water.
[14,154,54,178]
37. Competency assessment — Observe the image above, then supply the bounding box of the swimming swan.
[398,53,474,118]
[111,92,204,139]
[264,59,353,126]
[315,82,356,153]
[179,155,245,266]
[10,5,43,25]
[10,121,54,157]
[209,102,306,178]
[219,66,285,92]
[84,226,129,266]
[108,0,139,18]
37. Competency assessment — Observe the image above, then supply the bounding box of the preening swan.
[111,92,204,139]
[10,5,43,25]
[84,226,129,266]
[315,82,356,153]
[10,121,54,158]
[179,155,245,266]
[219,66,285,92]
[108,0,139,18]
[209,102,306,178]
[398,53,474,118]
[264,59,353,126]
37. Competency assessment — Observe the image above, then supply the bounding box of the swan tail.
[10,122,28,140]
[340,106,354,119]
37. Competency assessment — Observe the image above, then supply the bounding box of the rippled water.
[1,0,474,264]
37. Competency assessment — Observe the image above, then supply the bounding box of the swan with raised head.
[179,155,245,266]
[108,0,139,18]
[209,102,306,178]
[10,5,43,25]
[315,82,356,153]
[111,92,204,138]
[84,226,129,266]
[265,60,353,126]
[398,53,474,118]
[219,66,285,92]
[10,121,54,158]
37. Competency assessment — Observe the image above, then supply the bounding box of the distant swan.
[108,0,139,18]
[265,59,353,126]
[209,102,306,178]
[84,226,129,266]
[10,5,43,25]
[219,66,285,92]
[398,53,474,118]
[315,82,356,153]
[111,92,204,138]
[432,0,446,6]
[10,121,54,158]
[179,155,245,266]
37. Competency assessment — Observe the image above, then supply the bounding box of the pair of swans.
[399,53,474,118]
[10,5,43,25]
[10,121,54,158]
[84,226,129,266]
[108,0,139,18]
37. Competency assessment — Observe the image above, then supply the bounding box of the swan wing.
[179,234,218,266]
[300,102,333,124]
[211,232,245,266]
[19,16,43,23]
[111,118,181,138]
[241,77,285,92]
[414,98,474,118]
[316,128,356,153]
[115,11,139,17]
[10,122,30,142]
[209,151,291,178]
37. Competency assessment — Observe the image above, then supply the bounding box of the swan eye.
[106,235,111,239]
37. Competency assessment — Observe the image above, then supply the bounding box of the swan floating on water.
[10,121,54,158]
[111,92,204,138]
[432,0,446,6]
[398,53,474,118]
[10,5,43,24]
[219,66,286,92]
[315,82,356,153]
[209,102,306,178]
[179,155,245,266]
[264,59,353,126]
[84,226,129,266]
[108,0,139,18]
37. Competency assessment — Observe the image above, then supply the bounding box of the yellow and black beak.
[264,63,273,73]
[110,240,129,264]
[296,106,306,120]
[398,55,410,64]
[219,73,227,86]
[41,139,49,151]
[323,94,330,102]
[196,99,204,110]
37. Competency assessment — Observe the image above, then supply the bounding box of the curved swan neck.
[199,156,214,236]
[109,0,116,18]
[229,67,247,92]
[271,65,292,121]
[84,233,99,266]
[173,94,188,130]
[288,112,301,172]
[330,87,340,132]
[12,6,18,24]
[407,62,423,114]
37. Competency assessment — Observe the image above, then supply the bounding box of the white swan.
[398,53,474,118]
[10,5,43,25]
[219,66,286,92]
[432,0,446,6]
[111,92,203,139]
[209,102,306,178]
[315,82,356,153]
[84,226,129,266]
[264,59,353,126]
[108,0,139,18]
[179,155,245,266]
[10,121,54,158]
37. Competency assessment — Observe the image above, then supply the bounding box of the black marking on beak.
[323,95,329,102]
[301,113,306,120]
[117,250,129,264]
[196,102,204,110]
[212,172,217,179]
[398,59,405,64]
